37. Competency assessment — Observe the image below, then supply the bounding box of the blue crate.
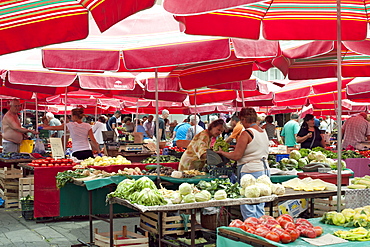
[276,154,290,162]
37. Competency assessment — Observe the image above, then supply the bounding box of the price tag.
[49,138,65,159]
[277,145,288,154]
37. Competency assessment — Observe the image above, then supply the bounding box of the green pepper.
[333,212,346,226]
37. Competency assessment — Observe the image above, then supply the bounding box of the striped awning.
[169,0,369,41]
[0,0,155,55]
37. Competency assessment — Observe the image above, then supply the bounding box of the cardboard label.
[49,138,65,159]
[278,199,308,217]
[277,145,288,154]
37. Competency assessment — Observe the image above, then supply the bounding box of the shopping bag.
[20,139,34,153]
[33,138,45,154]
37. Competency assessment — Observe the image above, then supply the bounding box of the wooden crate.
[140,211,193,235]
[18,177,34,208]
[0,176,20,208]
[314,196,345,216]
[94,226,148,247]
[0,165,23,179]
[3,195,19,208]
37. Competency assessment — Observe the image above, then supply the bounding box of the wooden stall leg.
[158,211,163,247]
[310,198,314,218]
[191,209,196,247]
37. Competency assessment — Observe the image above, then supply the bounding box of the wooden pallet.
[3,196,19,208]
[314,197,345,216]
[94,226,148,247]
[140,211,193,235]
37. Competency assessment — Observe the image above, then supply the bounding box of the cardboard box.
[278,199,308,217]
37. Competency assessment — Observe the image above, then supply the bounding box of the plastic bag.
[33,138,45,154]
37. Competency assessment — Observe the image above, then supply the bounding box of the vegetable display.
[349,176,370,189]
[240,174,285,198]
[282,177,337,191]
[229,214,323,244]
[28,157,75,167]
[212,137,230,152]
[140,155,180,164]
[107,177,167,206]
[196,178,242,199]
[0,152,32,160]
[56,169,90,188]
[80,155,131,167]
[321,205,370,228]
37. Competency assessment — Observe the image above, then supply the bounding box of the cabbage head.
[289,159,298,168]
[244,185,261,198]
[307,151,326,161]
[195,190,211,202]
[289,150,301,160]
[298,158,308,169]
[271,183,285,195]
[170,192,183,204]
[179,183,193,196]
[256,175,272,188]
[280,158,290,165]
[240,174,256,189]
[182,193,196,203]
[214,190,227,200]
[256,183,272,196]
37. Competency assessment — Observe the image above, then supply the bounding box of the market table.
[270,175,298,183]
[217,217,369,247]
[0,158,34,169]
[18,163,173,218]
[108,195,278,247]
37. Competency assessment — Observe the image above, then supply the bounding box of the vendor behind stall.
[42,108,101,160]
[178,119,226,171]
[216,107,269,220]
[296,114,325,149]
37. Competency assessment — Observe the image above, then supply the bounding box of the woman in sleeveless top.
[217,107,270,219]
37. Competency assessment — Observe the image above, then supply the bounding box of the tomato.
[313,226,323,237]
[279,231,292,244]
[264,219,280,228]
[41,164,47,167]
[271,227,285,236]
[229,219,243,228]
[255,227,270,237]
[286,228,299,242]
[259,215,275,222]
[295,218,313,228]
[277,214,294,223]
[66,159,73,163]
[46,157,53,160]
[246,228,255,234]
[281,221,296,229]
[296,224,309,235]
[60,163,66,166]
[48,164,54,167]
[265,232,280,242]
[244,217,260,225]
[32,160,38,163]
[301,228,317,238]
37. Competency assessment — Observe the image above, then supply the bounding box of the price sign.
[49,138,65,159]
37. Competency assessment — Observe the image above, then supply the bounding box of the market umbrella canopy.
[346,77,370,102]
[169,0,369,41]
[0,0,156,55]
[275,40,370,80]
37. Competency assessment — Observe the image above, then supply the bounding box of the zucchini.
[145,165,163,170]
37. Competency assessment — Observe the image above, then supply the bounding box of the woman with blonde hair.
[42,108,100,160]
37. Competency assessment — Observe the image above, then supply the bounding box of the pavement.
[0,207,140,247]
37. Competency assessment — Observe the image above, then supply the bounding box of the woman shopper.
[217,107,270,220]
[42,108,100,160]
[178,119,226,171]
[296,114,325,149]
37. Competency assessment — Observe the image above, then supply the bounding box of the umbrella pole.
[63,88,67,153]
[35,94,38,132]
[240,81,245,107]
[155,69,160,183]
[0,98,2,133]
[194,89,197,137]
[336,0,343,212]
[95,99,98,123]
[135,99,139,132]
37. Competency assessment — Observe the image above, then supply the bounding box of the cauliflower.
[244,185,261,198]
[256,175,273,188]
[240,174,256,189]
[256,183,272,196]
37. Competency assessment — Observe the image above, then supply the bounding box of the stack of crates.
[0,165,23,208]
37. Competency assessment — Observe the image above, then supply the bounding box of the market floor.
[0,207,140,247]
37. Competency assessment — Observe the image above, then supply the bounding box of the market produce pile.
[79,155,131,167]
[212,137,230,152]
[268,147,361,172]
[229,214,323,244]
[321,205,370,241]
[282,177,337,191]
[140,155,180,163]
[107,176,167,206]
[28,157,75,167]
[0,152,32,160]
[348,175,370,189]
[144,165,205,178]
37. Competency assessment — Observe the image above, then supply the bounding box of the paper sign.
[302,234,348,246]
[277,145,287,154]
[49,138,65,159]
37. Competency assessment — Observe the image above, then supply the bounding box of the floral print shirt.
[178,130,211,171]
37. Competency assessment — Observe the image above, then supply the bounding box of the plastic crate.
[20,200,34,211]
[22,210,34,221]
[209,167,233,178]
[276,154,290,162]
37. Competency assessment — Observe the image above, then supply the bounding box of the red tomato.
[244,217,260,225]
[246,228,255,234]
[277,214,294,223]
[254,227,270,237]
[264,219,280,228]
[279,231,292,244]
[48,164,54,167]
[46,157,53,160]
[259,215,275,222]
[281,220,296,229]
[229,219,243,228]
[41,164,47,167]
[265,232,280,242]
[66,159,73,163]
[286,228,299,242]
[295,218,313,228]
[60,163,66,166]
[313,226,323,237]
[296,224,309,235]
[301,228,317,238]
[271,227,285,236]
[32,160,37,163]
